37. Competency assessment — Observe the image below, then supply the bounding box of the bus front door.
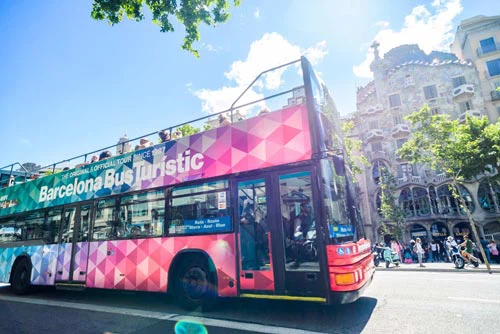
[56,203,91,283]
[274,170,327,299]
[236,178,275,293]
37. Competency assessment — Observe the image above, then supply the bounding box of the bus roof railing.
[0,58,307,188]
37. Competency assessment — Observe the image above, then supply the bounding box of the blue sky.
[0,0,496,168]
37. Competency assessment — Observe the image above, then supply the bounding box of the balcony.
[369,150,390,161]
[365,104,384,116]
[458,110,482,123]
[397,175,424,186]
[365,129,384,142]
[491,89,500,101]
[476,43,500,58]
[391,124,411,137]
[452,84,475,98]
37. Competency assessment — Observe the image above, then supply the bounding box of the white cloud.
[375,21,390,28]
[20,138,31,145]
[200,42,221,53]
[353,0,463,78]
[194,33,328,114]
[254,8,260,19]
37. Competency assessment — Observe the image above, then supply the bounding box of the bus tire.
[174,256,217,311]
[11,258,32,295]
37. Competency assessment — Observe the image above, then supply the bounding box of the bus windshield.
[321,158,355,244]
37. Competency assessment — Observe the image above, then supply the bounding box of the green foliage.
[203,123,212,131]
[341,120,370,178]
[91,0,241,57]
[398,105,500,269]
[177,124,200,136]
[379,168,405,239]
[398,105,500,181]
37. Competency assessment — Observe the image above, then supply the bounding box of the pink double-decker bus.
[0,57,374,310]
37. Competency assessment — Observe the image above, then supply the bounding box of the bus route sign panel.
[169,216,232,235]
[0,105,311,217]
[329,224,354,238]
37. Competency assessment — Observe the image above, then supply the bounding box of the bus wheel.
[11,259,32,295]
[175,257,217,311]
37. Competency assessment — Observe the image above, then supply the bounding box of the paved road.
[0,271,498,333]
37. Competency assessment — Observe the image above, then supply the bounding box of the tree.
[17,162,41,173]
[398,105,500,271]
[379,167,406,241]
[176,124,200,136]
[341,119,370,239]
[91,0,241,57]
[341,120,370,177]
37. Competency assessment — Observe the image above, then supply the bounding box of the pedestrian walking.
[487,240,498,264]
[414,238,426,267]
[480,238,491,264]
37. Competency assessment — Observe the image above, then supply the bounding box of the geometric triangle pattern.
[85,234,237,296]
[0,233,238,298]
[0,244,59,286]
[0,105,312,217]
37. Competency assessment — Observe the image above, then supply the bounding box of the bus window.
[0,217,22,243]
[17,211,46,242]
[119,190,165,238]
[169,180,231,236]
[279,171,319,271]
[46,209,62,244]
[238,179,270,271]
[93,198,117,240]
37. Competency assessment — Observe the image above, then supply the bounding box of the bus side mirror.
[332,155,345,176]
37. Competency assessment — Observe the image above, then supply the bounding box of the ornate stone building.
[451,15,500,123]
[349,43,500,245]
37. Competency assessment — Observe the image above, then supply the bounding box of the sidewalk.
[376,262,500,273]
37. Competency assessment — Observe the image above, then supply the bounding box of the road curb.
[375,267,499,274]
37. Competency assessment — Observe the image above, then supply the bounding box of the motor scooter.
[382,247,400,268]
[449,245,480,269]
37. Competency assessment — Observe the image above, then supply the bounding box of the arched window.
[437,185,457,214]
[437,184,474,215]
[458,185,474,214]
[372,160,387,184]
[375,189,383,216]
[478,180,495,212]
[478,179,500,212]
[412,187,430,216]
[399,187,414,217]
[429,186,439,214]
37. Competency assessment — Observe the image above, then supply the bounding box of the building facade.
[350,43,500,245]
[451,15,500,123]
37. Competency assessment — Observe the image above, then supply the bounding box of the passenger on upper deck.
[99,150,112,161]
[138,138,154,149]
[172,130,183,139]
[258,107,270,115]
[158,130,171,143]
[218,114,231,126]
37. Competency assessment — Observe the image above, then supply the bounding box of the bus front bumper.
[328,270,374,304]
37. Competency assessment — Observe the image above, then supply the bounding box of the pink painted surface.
[85,234,237,296]
[139,104,312,189]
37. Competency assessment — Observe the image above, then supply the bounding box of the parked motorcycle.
[372,245,384,267]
